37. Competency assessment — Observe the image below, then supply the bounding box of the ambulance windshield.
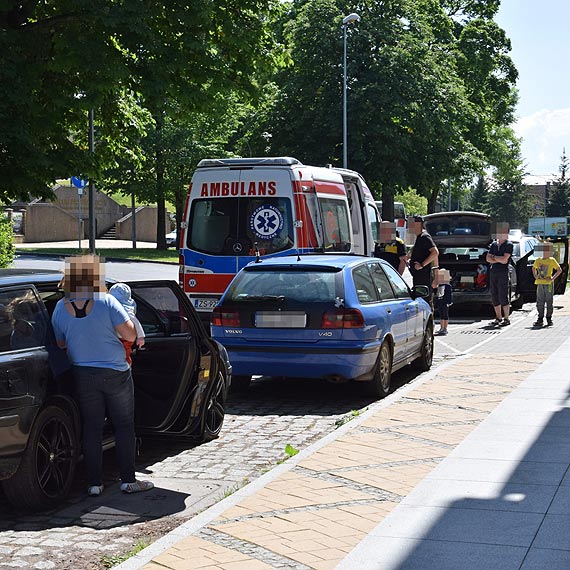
[188,197,294,256]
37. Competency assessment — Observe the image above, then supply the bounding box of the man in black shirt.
[409,216,439,302]
[486,222,514,327]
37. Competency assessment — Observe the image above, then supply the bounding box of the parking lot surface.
[2,258,568,569]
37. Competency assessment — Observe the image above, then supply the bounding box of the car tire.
[2,404,77,511]
[230,375,251,393]
[202,372,227,442]
[364,341,392,399]
[413,321,434,371]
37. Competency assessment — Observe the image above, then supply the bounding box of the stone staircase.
[100,225,117,239]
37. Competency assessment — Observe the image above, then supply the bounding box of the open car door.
[515,249,537,303]
[551,237,569,295]
[127,281,227,441]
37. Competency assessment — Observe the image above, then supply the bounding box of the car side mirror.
[412,285,431,299]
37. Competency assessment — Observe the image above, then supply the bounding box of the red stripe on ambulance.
[184,273,234,294]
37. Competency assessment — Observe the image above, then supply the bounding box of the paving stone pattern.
[2,295,569,569]
[137,349,550,570]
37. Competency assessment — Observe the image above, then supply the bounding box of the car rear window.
[426,219,491,237]
[228,269,339,303]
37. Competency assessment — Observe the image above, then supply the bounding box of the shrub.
[0,215,15,268]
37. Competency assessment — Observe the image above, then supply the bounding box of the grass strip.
[15,248,178,263]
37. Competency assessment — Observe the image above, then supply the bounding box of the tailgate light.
[322,308,364,329]
[178,254,184,287]
[211,307,240,327]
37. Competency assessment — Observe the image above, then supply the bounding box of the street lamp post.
[342,12,360,169]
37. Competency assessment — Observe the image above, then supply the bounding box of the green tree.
[0,1,276,208]
[467,175,489,213]
[486,130,532,228]
[0,216,15,268]
[395,188,427,217]
[251,0,517,214]
[547,149,570,217]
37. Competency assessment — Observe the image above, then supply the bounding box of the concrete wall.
[115,206,169,242]
[53,185,127,237]
[23,204,84,242]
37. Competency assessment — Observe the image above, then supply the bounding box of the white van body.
[179,157,380,319]
[375,200,407,243]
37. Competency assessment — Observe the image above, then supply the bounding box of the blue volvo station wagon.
[211,255,433,398]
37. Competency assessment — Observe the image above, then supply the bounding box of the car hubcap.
[205,375,225,435]
[425,329,433,362]
[380,346,390,390]
[36,418,74,499]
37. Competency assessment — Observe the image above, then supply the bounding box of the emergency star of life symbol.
[250,204,283,240]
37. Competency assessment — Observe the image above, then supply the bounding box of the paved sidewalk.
[116,294,570,570]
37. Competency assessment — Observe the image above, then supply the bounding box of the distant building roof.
[523,174,557,186]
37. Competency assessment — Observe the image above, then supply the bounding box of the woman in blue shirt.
[52,255,153,497]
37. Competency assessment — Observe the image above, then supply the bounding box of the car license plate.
[255,311,307,328]
[194,298,219,310]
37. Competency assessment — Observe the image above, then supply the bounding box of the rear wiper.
[235,294,286,301]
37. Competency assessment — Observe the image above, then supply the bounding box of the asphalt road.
[0,257,543,569]
[11,253,179,282]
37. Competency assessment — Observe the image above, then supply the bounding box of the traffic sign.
[71,176,88,189]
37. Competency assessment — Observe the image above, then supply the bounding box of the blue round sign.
[250,204,284,240]
[71,176,88,189]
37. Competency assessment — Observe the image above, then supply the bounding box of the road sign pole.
[78,189,82,250]
[88,108,96,254]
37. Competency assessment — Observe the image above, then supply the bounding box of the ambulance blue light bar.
[197,157,302,168]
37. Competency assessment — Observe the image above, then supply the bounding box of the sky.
[495,0,570,178]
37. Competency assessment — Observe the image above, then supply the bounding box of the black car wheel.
[364,341,392,399]
[230,375,252,393]
[202,372,227,442]
[2,405,77,511]
[414,321,434,371]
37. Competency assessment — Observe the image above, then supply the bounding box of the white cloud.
[514,108,570,175]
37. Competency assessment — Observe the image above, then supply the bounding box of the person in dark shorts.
[409,215,439,303]
[374,221,407,275]
[486,222,514,327]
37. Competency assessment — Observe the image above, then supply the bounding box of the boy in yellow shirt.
[532,242,562,327]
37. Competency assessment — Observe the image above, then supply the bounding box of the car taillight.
[178,255,184,287]
[322,308,364,329]
[396,219,406,227]
[211,307,240,327]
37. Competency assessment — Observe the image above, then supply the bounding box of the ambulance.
[178,157,381,320]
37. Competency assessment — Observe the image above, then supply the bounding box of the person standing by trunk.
[409,215,439,304]
[486,222,514,327]
[51,255,154,497]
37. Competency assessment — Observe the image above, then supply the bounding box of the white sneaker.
[87,485,104,496]
[120,480,154,494]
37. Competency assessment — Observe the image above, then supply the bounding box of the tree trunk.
[155,114,167,250]
[381,187,394,221]
[427,187,439,213]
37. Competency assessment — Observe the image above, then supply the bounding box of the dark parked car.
[0,269,231,510]
[425,213,569,309]
[211,254,433,399]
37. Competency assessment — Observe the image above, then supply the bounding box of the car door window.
[353,265,378,303]
[369,262,396,301]
[0,288,49,351]
[381,263,412,299]
[131,285,190,337]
